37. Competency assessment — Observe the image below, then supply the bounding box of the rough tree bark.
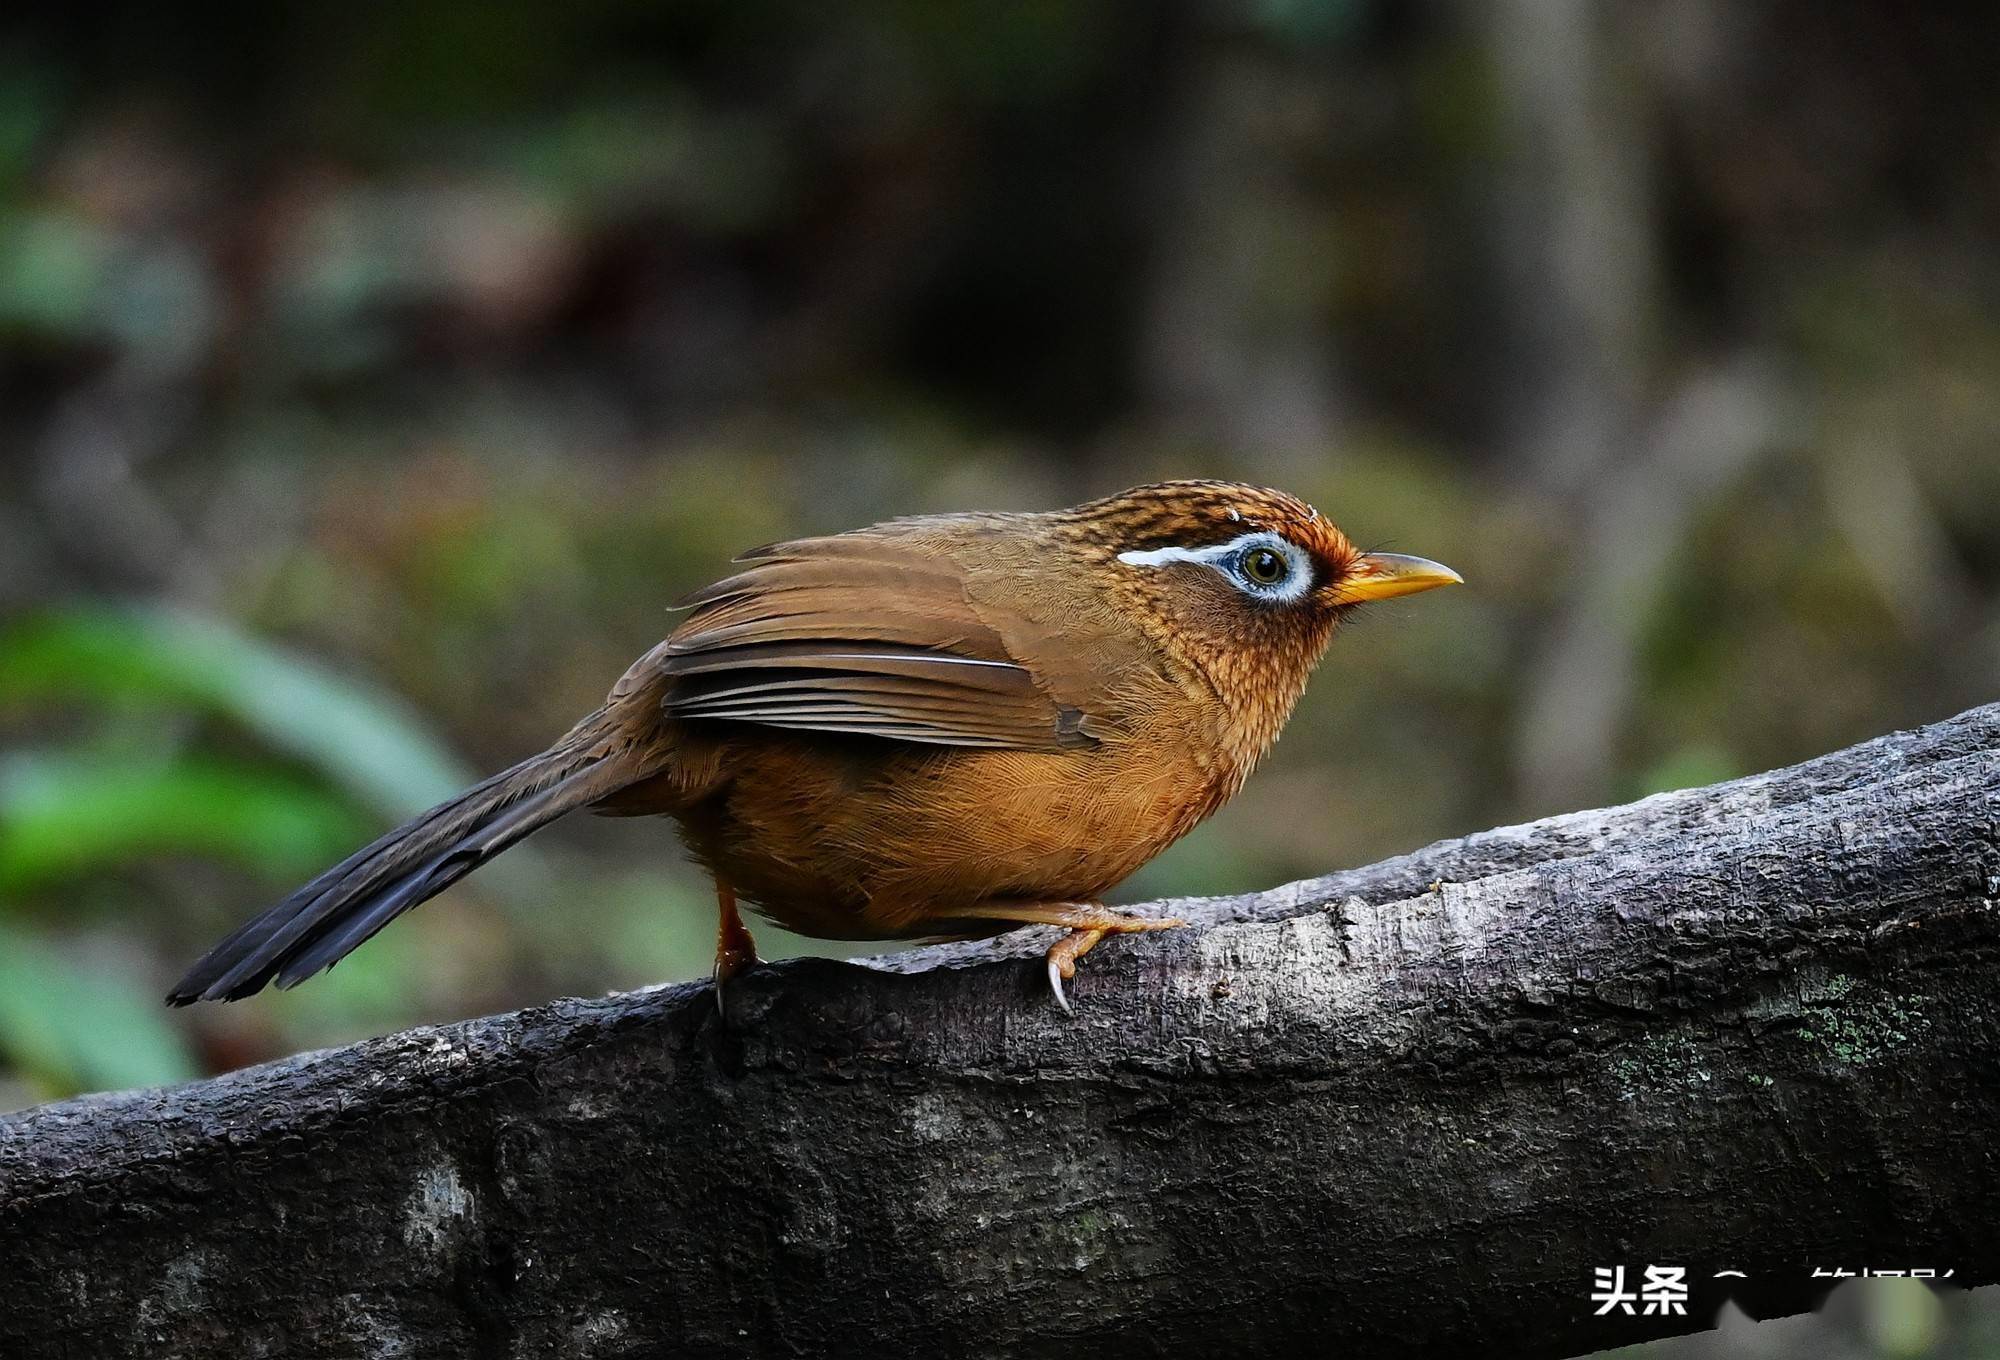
[4,704,1998,1360]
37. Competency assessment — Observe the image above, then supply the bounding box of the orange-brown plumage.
[168,480,1459,1011]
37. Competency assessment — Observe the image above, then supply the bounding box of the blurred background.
[3,5,1997,1355]
[3,1,1998,1121]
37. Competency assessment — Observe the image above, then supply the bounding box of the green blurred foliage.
[0,751,366,891]
[0,607,471,816]
[0,922,196,1094]
[0,605,466,1096]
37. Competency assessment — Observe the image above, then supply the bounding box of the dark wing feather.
[646,534,1098,751]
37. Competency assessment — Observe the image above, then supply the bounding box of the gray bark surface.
[4,704,1998,1359]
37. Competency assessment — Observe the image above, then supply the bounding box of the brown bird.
[167,480,1459,1012]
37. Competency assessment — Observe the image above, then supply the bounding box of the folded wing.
[627,531,1101,750]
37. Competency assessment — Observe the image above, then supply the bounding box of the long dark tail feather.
[167,734,647,1005]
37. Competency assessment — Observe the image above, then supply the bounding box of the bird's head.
[1062,479,1461,749]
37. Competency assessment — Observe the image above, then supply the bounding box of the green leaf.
[0,751,372,892]
[0,209,112,338]
[0,921,197,1097]
[0,604,472,819]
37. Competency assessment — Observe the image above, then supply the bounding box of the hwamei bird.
[168,480,1460,1013]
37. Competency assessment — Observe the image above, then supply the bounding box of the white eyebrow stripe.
[1117,531,1314,603]
[1115,542,1232,568]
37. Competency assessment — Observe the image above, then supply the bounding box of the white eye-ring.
[1117,531,1314,603]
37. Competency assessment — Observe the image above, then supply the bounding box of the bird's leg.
[940,902,1185,1015]
[713,879,760,1014]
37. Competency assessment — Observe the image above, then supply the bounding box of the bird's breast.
[669,692,1242,940]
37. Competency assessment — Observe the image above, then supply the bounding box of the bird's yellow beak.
[1336,552,1464,603]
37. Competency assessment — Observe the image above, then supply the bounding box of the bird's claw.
[1047,957,1073,1015]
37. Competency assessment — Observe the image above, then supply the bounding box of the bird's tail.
[167,709,660,1005]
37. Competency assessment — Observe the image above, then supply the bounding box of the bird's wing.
[624,531,1104,751]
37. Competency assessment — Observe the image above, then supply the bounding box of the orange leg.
[938,902,1185,1015]
[713,880,760,1013]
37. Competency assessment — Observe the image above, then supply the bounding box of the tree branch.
[5,705,1999,1359]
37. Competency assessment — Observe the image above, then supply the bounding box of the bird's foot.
[939,902,1184,1014]
[713,881,761,1017]
[712,933,760,1014]
[1042,912,1184,1013]
[1044,928,1107,1015]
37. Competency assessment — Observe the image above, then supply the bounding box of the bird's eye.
[1241,546,1290,586]
[1116,531,1309,601]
